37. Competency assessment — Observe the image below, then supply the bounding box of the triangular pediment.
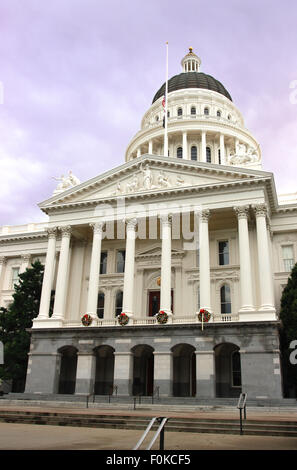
[136,244,185,259]
[39,154,274,210]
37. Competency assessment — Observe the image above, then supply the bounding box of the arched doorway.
[172,344,196,397]
[214,343,242,397]
[132,345,154,396]
[94,345,115,395]
[58,346,78,394]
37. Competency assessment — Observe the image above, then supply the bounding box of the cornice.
[0,231,48,244]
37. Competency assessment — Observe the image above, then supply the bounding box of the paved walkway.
[0,422,297,450]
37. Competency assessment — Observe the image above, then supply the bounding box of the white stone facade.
[1,49,296,399]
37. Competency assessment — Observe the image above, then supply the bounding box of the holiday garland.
[118,312,129,326]
[156,310,168,324]
[81,314,93,326]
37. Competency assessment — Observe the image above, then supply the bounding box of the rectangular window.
[218,241,229,266]
[116,250,125,273]
[11,267,20,287]
[100,252,107,275]
[282,245,294,272]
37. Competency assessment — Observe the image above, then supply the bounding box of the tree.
[0,260,44,392]
[279,262,297,397]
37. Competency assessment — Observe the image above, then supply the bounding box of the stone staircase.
[0,408,297,437]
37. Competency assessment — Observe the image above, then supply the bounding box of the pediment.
[136,245,185,259]
[39,154,273,210]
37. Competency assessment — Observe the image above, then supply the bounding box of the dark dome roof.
[152,72,232,103]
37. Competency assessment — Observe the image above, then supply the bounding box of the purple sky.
[1,0,297,226]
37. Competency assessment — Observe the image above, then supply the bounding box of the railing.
[86,393,95,408]
[133,416,169,450]
[237,392,247,435]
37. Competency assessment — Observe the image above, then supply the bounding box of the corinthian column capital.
[233,205,250,219]
[90,221,105,234]
[125,218,138,230]
[159,213,172,226]
[199,209,211,222]
[253,203,268,218]
[59,225,72,238]
[46,227,58,239]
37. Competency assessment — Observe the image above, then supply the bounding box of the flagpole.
[164,41,168,157]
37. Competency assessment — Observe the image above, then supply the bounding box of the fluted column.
[122,218,137,316]
[219,133,225,164]
[0,256,7,294]
[201,131,206,162]
[37,228,57,319]
[234,206,255,315]
[148,140,153,154]
[182,131,188,160]
[86,222,105,324]
[160,214,172,316]
[198,210,212,313]
[254,204,276,316]
[52,226,72,321]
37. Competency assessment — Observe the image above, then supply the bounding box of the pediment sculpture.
[229,142,259,165]
[52,170,81,194]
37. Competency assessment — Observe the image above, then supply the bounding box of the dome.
[152,71,232,104]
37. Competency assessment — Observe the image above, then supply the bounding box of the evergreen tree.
[0,260,44,392]
[279,262,297,397]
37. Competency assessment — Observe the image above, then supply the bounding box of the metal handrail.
[86,392,95,408]
[133,417,157,450]
[237,392,247,434]
[146,417,168,450]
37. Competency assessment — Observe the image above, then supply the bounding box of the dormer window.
[177,107,183,117]
[204,107,209,116]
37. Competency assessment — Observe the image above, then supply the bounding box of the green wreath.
[118,313,129,326]
[197,309,211,323]
[156,310,168,324]
[81,314,93,326]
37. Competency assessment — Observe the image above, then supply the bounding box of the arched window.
[97,292,105,319]
[217,110,221,117]
[191,146,197,161]
[204,107,209,116]
[115,290,123,317]
[231,351,242,387]
[177,147,183,159]
[218,149,221,165]
[191,106,196,115]
[206,147,211,163]
[220,284,231,314]
[227,114,231,121]
[155,115,159,122]
[177,107,183,117]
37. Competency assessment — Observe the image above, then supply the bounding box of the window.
[100,252,107,275]
[204,107,209,116]
[177,147,183,159]
[155,115,159,122]
[115,291,123,316]
[97,292,105,318]
[227,114,231,121]
[116,250,125,273]
[218,240,229,265]
[191,146,197,161]
[11,267,20,288]
[217,110,221,117]
[206,147,211,163]
[177,107,183,117]
[282,245,294,272]
[220,284,231,314]
[167,110,170,117]
[231,351,242,387]
[191,106,196,115]
[218,149,221,165]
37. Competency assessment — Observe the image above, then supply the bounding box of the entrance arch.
[94,345,115,395]
[214,343,242,397]
[132,345,154,396]
[58,346,78,394]
[172,344,196,397]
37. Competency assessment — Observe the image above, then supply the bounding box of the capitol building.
[0,48,296,400]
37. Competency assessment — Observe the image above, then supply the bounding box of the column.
[75,353,96,394]
[201,131,206,162]
[219,133,225,164]
[153,351,173,396]
[113,352,133,395]
[0,256,7,291]
[137,148,141,158]
[86,222,105,324]
[37,228,57,319]
[19,253,31,273]
[52,225,72,322]
[160,214,172,316]
[122,218,137,316]
[148,140,153,154]
[254,204,276,316]
[195,350,215,398]
[234,206,255,316]
[198,210,212,313]
[182,131,188,160]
